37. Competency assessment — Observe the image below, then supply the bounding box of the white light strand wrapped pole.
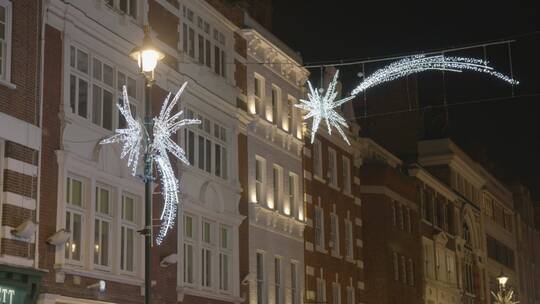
[100,83,200,245]
[297,54,519,144]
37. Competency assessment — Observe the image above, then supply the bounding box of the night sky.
[271,1,540,198]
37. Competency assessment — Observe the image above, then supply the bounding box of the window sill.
[313,175,325,184]
[331,252,342,259]
[315,246,327,254]
[55,264,142,286]
[328,183,340,191]
[343,191,354,199]
[0,79,16,90]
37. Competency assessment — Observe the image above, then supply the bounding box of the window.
[400,205,406,230]
[287,97,295,133]
[254,76,263,115]
[288,173,298,217]
[0,0,12,82]
[255,156,265,204]
[346,286,354,304]
[392,252,399,281]
[184,214,196,284]
[407,258,414,286]
[107,0,137,18]
[404,206,411,232]
[330,213,340,255]
[219,225,230,291]
[257,252,265,304]
[183,110,228,179]
[328,148,337,186]
[271,86,279,123]
[314,206,325,249]
[291,263,298,304]
[201,220,213,288]
[70,45,138,130]
[446,252,455,283]
[392,201,397,226]
[65,177,84,263]
[424,189,433,222]
[332,282,341,304]
[342,157,351,194]
[275,257,282,304]
[198,34,205,64]
[344,219,353,259]
[313,139,322,178]
[120,194,136,272]
[316,277,326,303]
[424,243,434,279]
[94,185,111,267]
[272,166,281,210]
[400,256,407,283]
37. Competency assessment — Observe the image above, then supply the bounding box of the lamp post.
[129,25,164,304]
[492,271,518,304]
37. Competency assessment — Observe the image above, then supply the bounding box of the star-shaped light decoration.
[296,70,355,145]
[298,55,518,145]
[101,82,200,245]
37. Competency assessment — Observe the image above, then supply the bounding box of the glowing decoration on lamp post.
[101,83,200,245]
[298,54,519,144]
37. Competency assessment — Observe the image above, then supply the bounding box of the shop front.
[0,264,44,304]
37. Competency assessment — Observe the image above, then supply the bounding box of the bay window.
[120,194,136,272]
[94,185,112,267]
[65,176,84,263]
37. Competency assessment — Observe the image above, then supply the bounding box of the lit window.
[257,252,266,304]
[120,194,136,272]
[255,156,265,203]
[94,185,111,267]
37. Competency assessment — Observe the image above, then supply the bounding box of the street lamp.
[497,271,509,291]
[130,24,163,304]
[492,270,518,304]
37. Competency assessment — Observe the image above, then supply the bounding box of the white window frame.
[183,213,196,285]
[270,85,280,124]
[290,262,298,304]
[219,224,231,292]
[344,219,353,260]
[330,212,340,256]
[201,219,213,289]
[272,165,282,211]
[65,175,86,266]
[93,184,112,269]
[105,0,138,19]
[255,156,266,204]
[392,252,399,281]
[314,205,325,251]
[120,193,137,274]
[313,139,323,179]
[274,257,282,304]
[288,172,298,217]
[316,277,326,303]
[253,74,265,115]
[0,0,12,85]
[342,157,351,194]
[332,282,341,304]
[257,251,266,304]
[327,148,338,187]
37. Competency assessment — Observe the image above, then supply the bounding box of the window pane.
[222,148,228,179]
[203,222,211,243]
[123,196,134,222]
[205,39,211,68]
[77,49,89,73]
[215,144,221,177]
[101,221,109,266]
[103,90,113,130]
[188,131,195,164]
[117,72,126,91]
[198,34,204,64]
[72,214,82,261]
[70,46,75,67]
[94,219,100,264]
[93,58,102,81]
[128,0,137,17]
[126,228,134,271]
[220,226,228,248]
[188,28,195,57]
[184,215,193,238]
[69,75,76,113]
[214,46,220,74]
[198,136,205,170]
[65,212,71,259]
[78,79,88,118]
[71,179,82,206]
[92,85,102,126]
[182,24,188,53]
[127,77,136,98]
[99,188,109,214]
[205,139,212,173]
[119,0,127,13]
[103,64,113,87]
[120,227,125,269]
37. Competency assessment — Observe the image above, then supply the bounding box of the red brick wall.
[0,0,41,125]
[5,141,38,165]
[303,135,365,303]
[3,169,37,198]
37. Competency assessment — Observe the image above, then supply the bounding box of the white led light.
[299,55,518,144]
[101,82,200,245]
